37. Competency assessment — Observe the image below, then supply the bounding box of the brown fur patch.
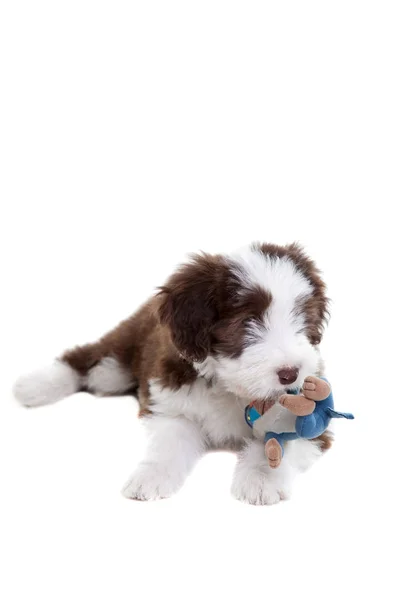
[314,431,334,452]
[158,253,226,361]
[61,299,197,412]
[212,286,272,358]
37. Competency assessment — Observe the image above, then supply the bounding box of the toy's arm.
[302,376,331,401]
[279,394,315,416]
[280,376,331,416]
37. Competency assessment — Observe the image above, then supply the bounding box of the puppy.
[14,242,331,505]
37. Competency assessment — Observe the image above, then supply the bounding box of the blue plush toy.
[245,376,354,468]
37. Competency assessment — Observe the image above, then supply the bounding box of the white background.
[1,1,399,599]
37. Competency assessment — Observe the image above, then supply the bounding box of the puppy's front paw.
[302,376,331,401]
[122,463,182,501]
[231,470,290,506]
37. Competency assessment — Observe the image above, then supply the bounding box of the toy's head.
[158,242,329,401]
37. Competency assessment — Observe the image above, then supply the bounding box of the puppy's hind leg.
[13,360,83,408]
[14,328,136,408]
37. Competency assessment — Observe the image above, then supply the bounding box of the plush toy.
[245,376,354,468]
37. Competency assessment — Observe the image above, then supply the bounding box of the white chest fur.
[149,378,251,446]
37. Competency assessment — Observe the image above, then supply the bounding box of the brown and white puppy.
[14,242,331,505]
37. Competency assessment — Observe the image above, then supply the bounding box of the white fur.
[216,338,319,400]
[232,246,312,300]
[231,436,322,505]
[193,355,220,381]
[149,378,250,447]
[13,361,80,407]
[231,439,294,504]
[284,436,324,471]
[122,416,205,500]
[87,357,132,394]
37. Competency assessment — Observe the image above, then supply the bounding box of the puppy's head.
[158,243,329,400]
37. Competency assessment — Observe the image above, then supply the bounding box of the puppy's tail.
[12,309,148,408]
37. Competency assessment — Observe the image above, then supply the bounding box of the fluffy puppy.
[14,242,331,505]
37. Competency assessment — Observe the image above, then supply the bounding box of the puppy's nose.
[277,367,299,386]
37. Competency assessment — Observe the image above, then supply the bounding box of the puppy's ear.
[158,253,223,361]
[282,243,330,346]
[302,294,329,345]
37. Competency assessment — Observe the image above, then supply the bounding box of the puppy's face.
[159,243,329,400]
